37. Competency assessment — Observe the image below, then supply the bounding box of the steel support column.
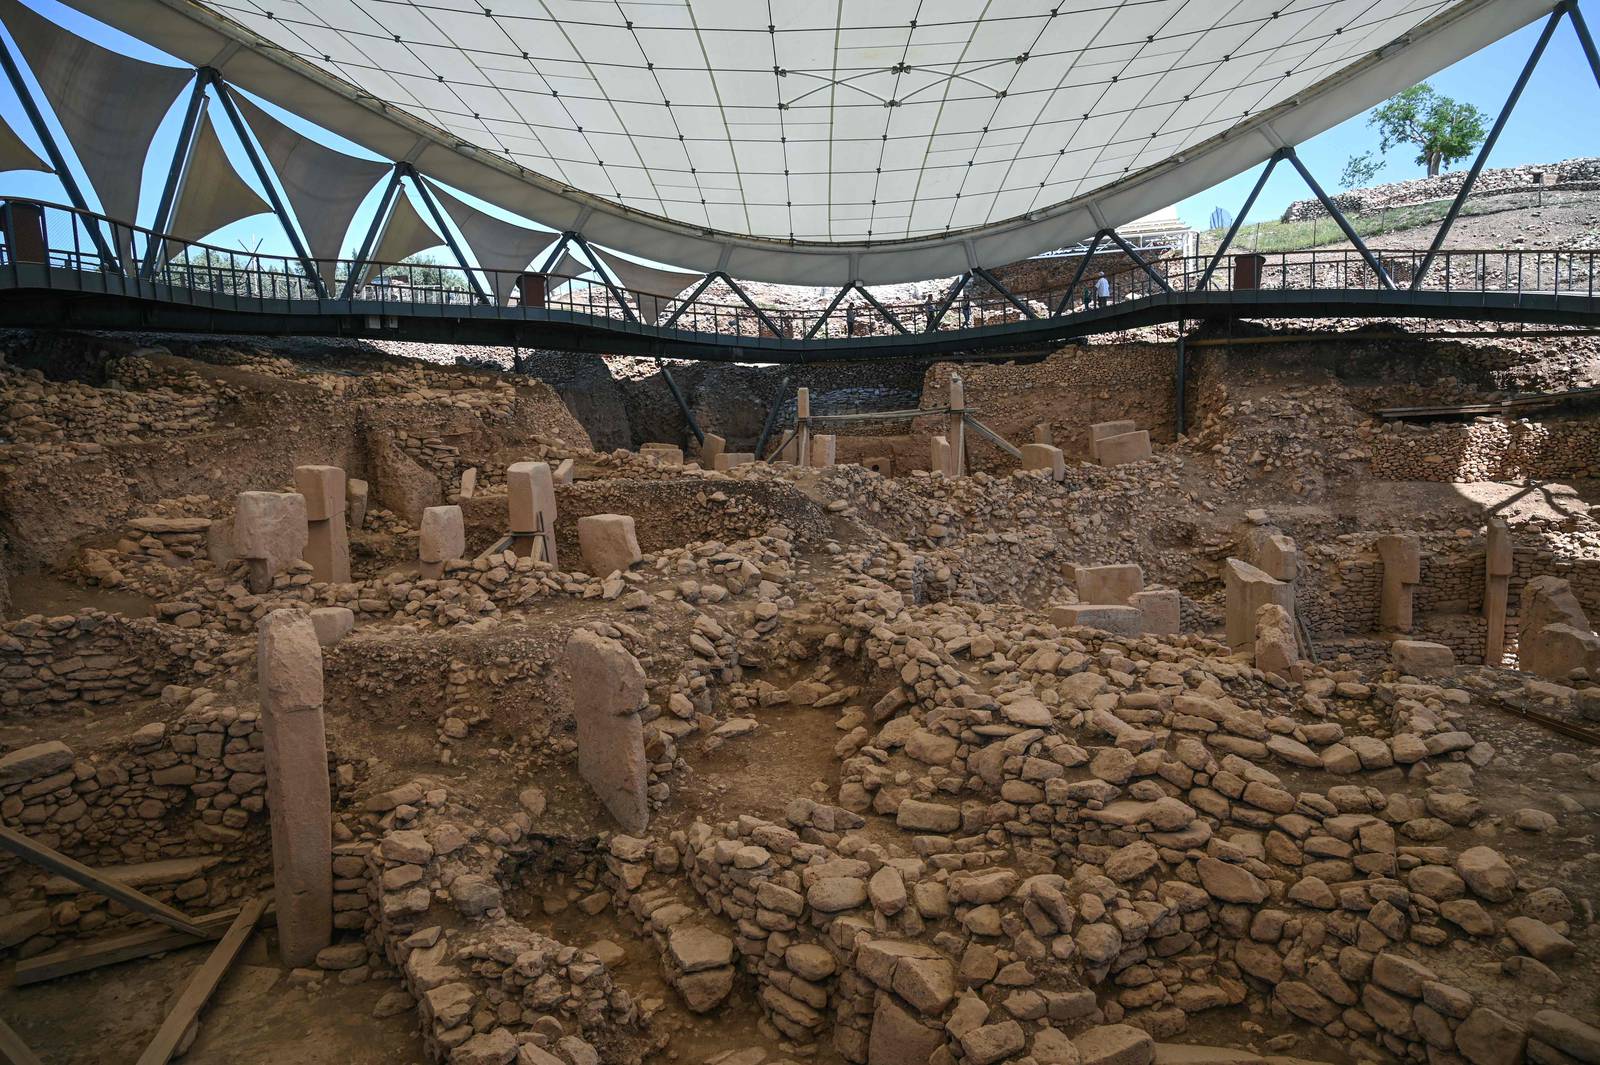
[972,266,1037,319]
[1282,147,1393,290]
[404,163,490,304]
[0,31,119,269]
[1054,233,1104,316]
[140,69,213,279]
[853,281,910,334]
[211,78,327,296]
[536,233,573,273]
[660,272,717,328]
[1412,5,1565,290]
[1103,229,1172,292]
[340,166,403,300]
[1572,1,1600,89]
[716,271,784,337]
[654,356,704,445]
[1198,153,1281,290]
[753,375,792,458]
[929,271,971,331]
[805,283,853,339]
[569,232,637,322]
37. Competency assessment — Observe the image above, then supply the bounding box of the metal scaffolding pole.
[0,31,119,269]
[1412,5,1564,290]
[1175,319,1188,436]
[211,77,327,296]
[1197,153,1281,291]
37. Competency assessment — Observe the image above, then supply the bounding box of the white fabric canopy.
[230,92,391,291]
[591,247,702,325]
[164,110,269,255]
[63,0,1554,284]
[424,178,555,305]
[0,112,48,174]
[0,0,188,226]
[362,189,438,284]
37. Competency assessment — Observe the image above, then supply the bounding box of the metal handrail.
[0,196,1595,344]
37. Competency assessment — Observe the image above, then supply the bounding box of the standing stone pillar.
[235,491,308,594]
[1224,558,1294,651]
[1032,423,1052,445]
[810,433,836,467]
[418,505,465,580]
[257,609,331,967]
[931,436,953,476]
[700,432,726,469]
[946,373,966,476]
[1020,443,1065,481]
[294,466,350,584]
[1484,519,1512,665]
[1377,534,1421,633]
[347,477,370,532]
[563,630,649,833]
[795,387,811,469]
[507,461,558,566]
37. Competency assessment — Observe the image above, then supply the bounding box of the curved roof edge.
[65,0,1555,286]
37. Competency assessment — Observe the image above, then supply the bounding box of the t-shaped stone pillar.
[235,491,308,593]
[1483,519,1512,665]
[1224,557,1294,651]
[563,629,649,833]
[946,374,966,476]
[294,465,350,584]
[257,609,331,967]
[418,505,465,580]
[930,435,953,476]
[810,433,836,467]
[795,387,812,469]
[506,461,558,566]
[1377,534,1421,633]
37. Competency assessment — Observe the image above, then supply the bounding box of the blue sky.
[0,0,1596,275]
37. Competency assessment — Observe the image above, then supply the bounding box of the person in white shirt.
[1094,272,1111,307]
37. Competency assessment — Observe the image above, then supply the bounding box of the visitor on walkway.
[1094,272,1110,307]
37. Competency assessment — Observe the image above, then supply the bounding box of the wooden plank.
[0,1016,42,1065]
[134,895,268,1065]
[0,826,207,938]
[13,907,240,986]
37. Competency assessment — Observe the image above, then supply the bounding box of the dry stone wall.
[1370,417,1600,483]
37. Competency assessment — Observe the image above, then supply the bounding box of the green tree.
[1339,151,1384,190]
[1368,84,1487,176]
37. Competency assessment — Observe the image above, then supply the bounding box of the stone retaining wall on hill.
[1280,158,1600,221]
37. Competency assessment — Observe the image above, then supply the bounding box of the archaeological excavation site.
[1,1,1599,1064]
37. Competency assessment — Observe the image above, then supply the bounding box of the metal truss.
[808,280,910,338]
[341,166,403,300]
[403,162,490,305]
[973,266,1038,319]
[140,68,214,279]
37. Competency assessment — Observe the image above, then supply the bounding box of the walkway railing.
[2,198,1597,346]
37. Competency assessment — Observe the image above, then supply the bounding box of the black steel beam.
[340,166,402,300]
[1572,0,1600,90]
[0,30,119,269]
[805,283,853,339]
[1282,147,1393,290]
[660,272,717,328]
[1412,6,1564,290]
[929,271,971,331]
[404,164,491,305]
[716,271,784,337]
[140,70,212,279]
[853,281,911,334]
[754,374,792,457]
[1103,228,1172,293]
[211,78,327,296]
[654,356,704,445]
[1198,153,1281,290]
[569,231,637,322]
[972,266,1037,319]
[1053,233,1104,316]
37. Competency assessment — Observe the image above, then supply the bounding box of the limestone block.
[699,433,726,468]
[1088,419,1137,460]
[1484,518,1512,666]
[1521,622,1600,682]
[1051,604,1144,635]
[1377,534,1422,632]
[347,478,370,531]
[419,506,465,563]
[458,467,478,499]
[1077,563,1145,604]
[506,461,558,566]
[713,453,754,471]
[294,466,345,522]
[552,458,575,485]
[1486,519,1513,577]
[309,606,355,646]
[1129,588,1180,635]
[1224,558,1293,650]
[641,443,684,466]
[1259,533,1298,582]
[235,491,308,591]
[1254,603,1299,678]
[1032,423,1052,445]
[370,432,441,525]
[1096,430,1152,466]
[206,518,236,566]
[810,433,837,467]
[564,630,648,833]
[1020,443,1065,481]
[578,514,642,576]
[257,609,331,967]
[931,436,953,476]
[1392,640,1455,675]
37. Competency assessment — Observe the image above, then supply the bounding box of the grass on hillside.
[1196,188,1591,255]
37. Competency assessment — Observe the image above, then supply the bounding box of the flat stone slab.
[45,855,225,895]
[129,516,212,534]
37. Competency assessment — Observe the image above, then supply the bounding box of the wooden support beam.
[14,906,249,986]
[0,1016,42,1065]
[0,826,208,938]
[134,896,269,1065]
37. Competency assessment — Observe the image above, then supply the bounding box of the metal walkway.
[0,199,1597,363]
